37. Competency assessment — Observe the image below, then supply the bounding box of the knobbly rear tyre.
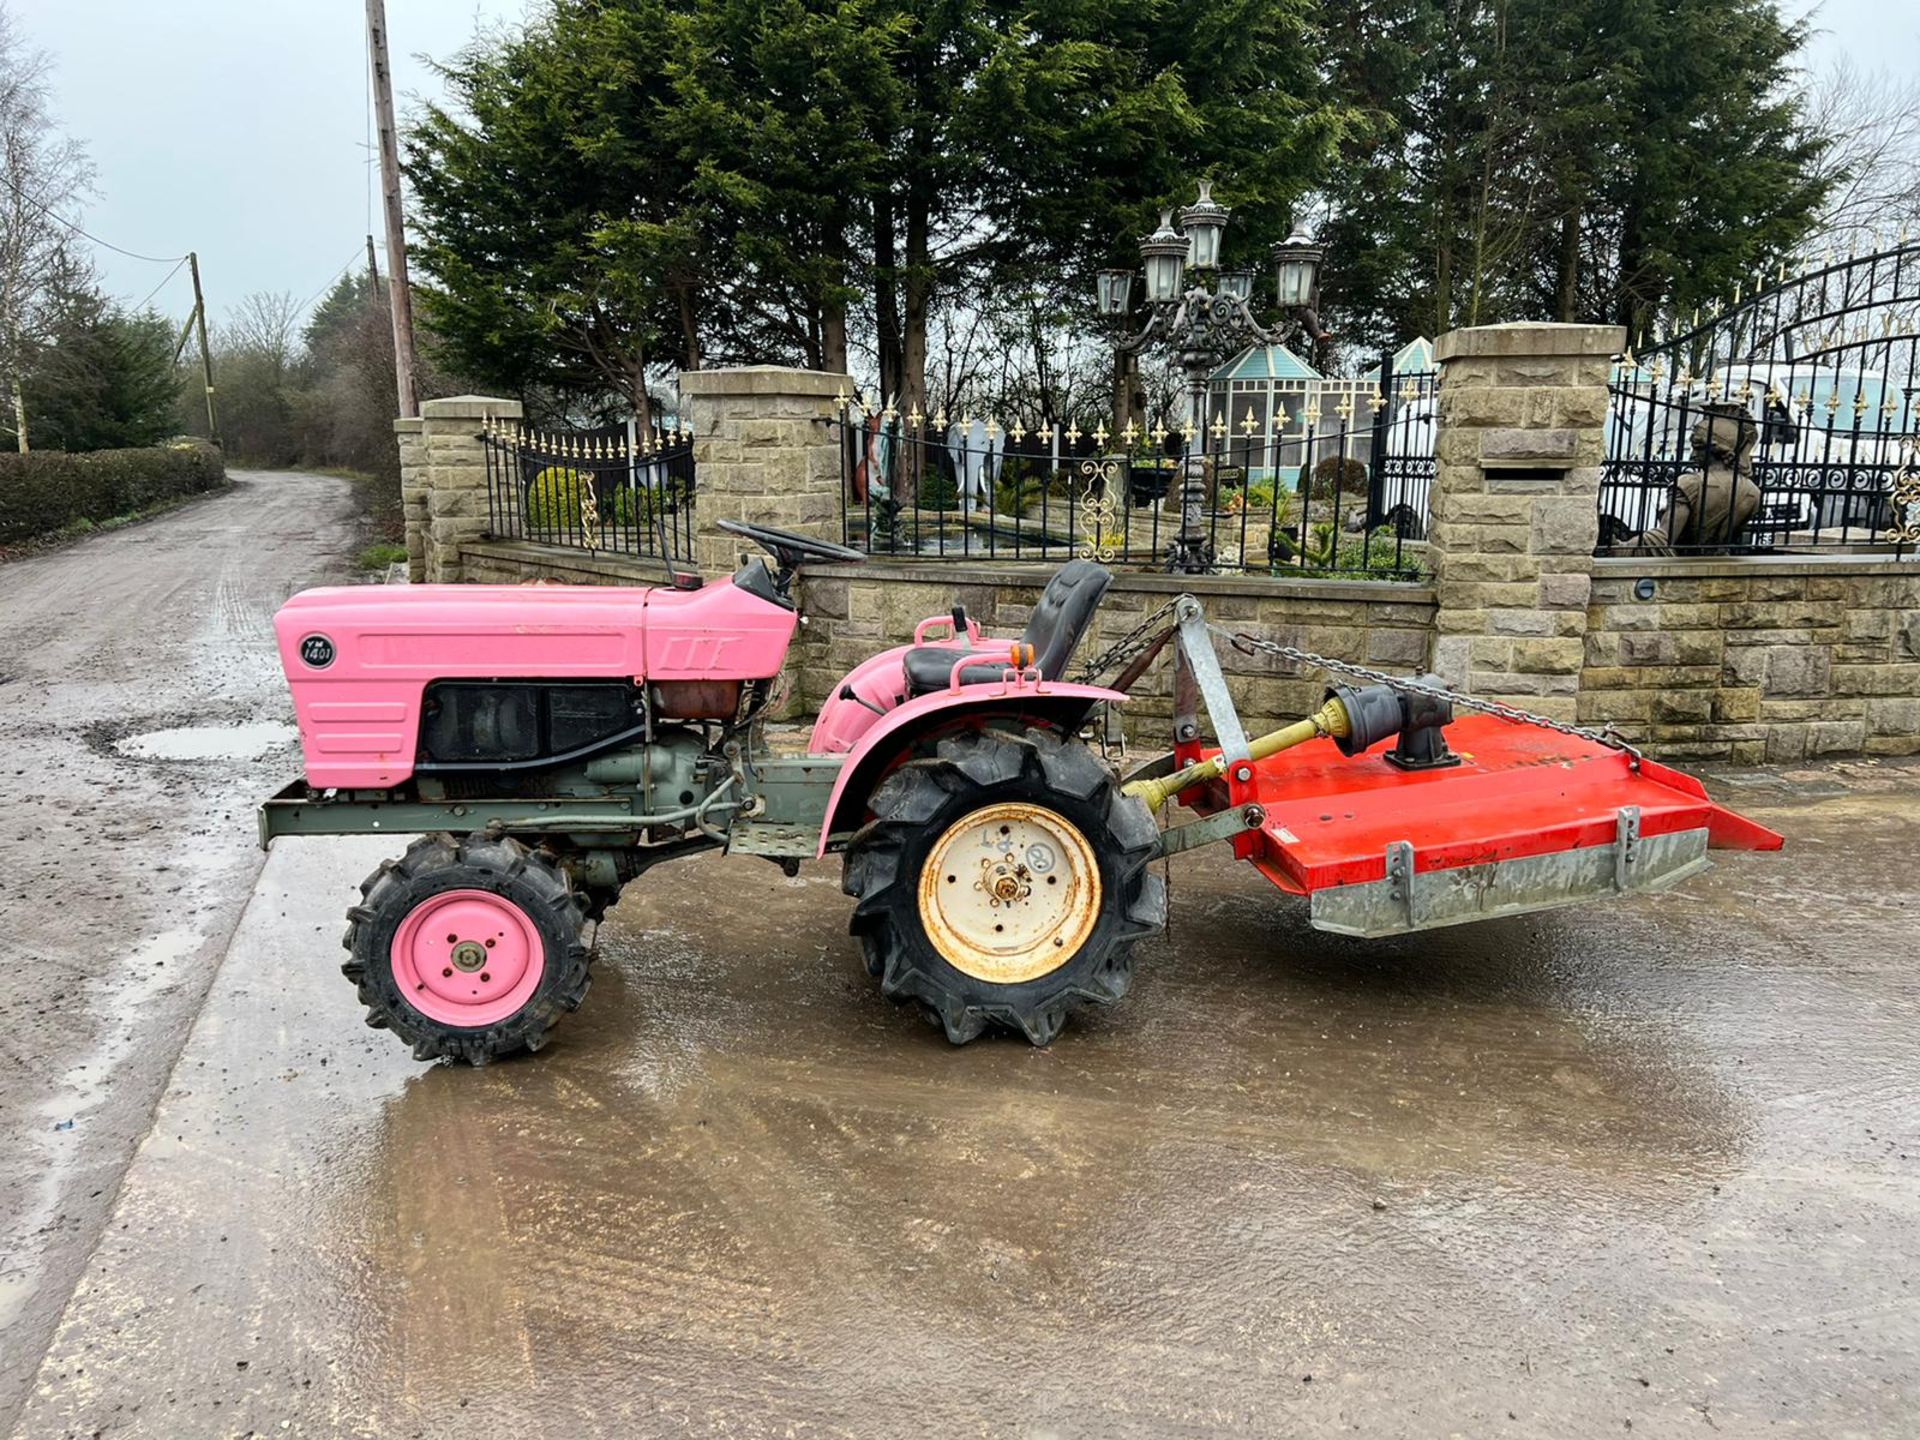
[344,834,592,1065]
[842,726,1165,1045]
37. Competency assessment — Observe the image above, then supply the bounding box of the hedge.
[0,441,227,544]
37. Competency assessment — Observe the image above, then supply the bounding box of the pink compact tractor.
[262,521,1781,1064]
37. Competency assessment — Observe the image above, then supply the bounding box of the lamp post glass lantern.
[1180,178,1229,271]
[1096,268,1133,317]
[1272,227,1325,310]
[1139,210,1188,305]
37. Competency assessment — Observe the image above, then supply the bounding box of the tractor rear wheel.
[842,726,1164,1045]
[344,834,592,1065]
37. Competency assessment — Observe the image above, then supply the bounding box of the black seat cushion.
[901,559,1113,695]
[901,644,1001,691]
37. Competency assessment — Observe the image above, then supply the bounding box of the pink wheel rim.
[390,888,545,1028]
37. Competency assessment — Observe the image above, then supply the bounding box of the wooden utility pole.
[366,233,381,290]
[366,0,418,418]
[188,251,220,447]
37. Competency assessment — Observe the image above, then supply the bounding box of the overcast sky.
[12,0,527,324]
[10,0,1917,328]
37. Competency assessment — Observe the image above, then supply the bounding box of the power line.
[131,255,189,313]
[293,248,371,320]
[0,168,185,265]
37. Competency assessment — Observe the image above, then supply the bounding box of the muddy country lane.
[0,470,357,1427]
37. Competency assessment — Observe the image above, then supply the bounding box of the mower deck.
[1191,716,1783,937]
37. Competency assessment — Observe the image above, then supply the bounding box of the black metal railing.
[482,420,697,563]
[1601,239,1920,558]
[835,380,1432,581]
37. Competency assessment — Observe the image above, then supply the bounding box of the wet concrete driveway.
[14,762,1920,1436]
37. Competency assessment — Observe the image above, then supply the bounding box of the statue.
[1630,402,1761,554]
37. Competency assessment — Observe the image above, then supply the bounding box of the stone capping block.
[678,366,852,400]
[420,395,524,421]
[1592,554,1916,580]
[1435,323,1626,362]
[460,539,663,585]
[393,417,423,435]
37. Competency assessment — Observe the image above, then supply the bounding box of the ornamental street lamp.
[1097,184,1334,574]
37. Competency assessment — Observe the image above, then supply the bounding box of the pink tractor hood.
[274,579,796,789]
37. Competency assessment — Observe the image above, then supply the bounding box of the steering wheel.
[716,519,866,567]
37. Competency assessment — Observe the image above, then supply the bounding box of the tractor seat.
[900,559,1113,695]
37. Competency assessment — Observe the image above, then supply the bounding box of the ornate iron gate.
[481,419,697,564]
[1601,239,1920,557]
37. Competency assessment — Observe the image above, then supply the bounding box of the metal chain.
[1071,596,1640,763]
[1072,598,1182,683]
[1214,624,1644,763]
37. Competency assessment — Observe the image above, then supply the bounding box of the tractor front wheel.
[344,834,592,1065]
[842,726,1165,1045]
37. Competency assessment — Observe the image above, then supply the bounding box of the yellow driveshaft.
[1123,696,1353,813]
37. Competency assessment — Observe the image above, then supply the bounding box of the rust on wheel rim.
[918,802,1101,985]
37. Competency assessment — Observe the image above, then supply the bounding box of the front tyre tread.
[343,834,591,1066]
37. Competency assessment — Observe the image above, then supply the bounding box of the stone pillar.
[415,395,522,583]
[394,415,425,582]
[1428,323,1622,721]
[678,365,849,577]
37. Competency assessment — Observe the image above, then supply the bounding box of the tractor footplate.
[1202,715,1781,937]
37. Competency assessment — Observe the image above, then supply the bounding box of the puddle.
[115,722,298,761]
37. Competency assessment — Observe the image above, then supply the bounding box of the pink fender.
[810,678,1128,856]
[808,611,986,755]
[809,643,918,754]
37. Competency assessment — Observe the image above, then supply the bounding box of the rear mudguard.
[808,642,920,755]
[810,680,1126,856]
[809,611,987,756]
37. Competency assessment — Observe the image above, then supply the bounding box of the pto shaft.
[1124,697,1352,813]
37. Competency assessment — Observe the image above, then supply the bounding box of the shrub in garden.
[994,470,1049,517]
[917,468,960,510]
[1303,454,1368,503]
[525,466,599,530]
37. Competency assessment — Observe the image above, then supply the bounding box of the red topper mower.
[260,520,1781,1063]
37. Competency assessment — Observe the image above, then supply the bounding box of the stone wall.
[1581,557,1920,761]
[398,395,524,583]
[452,531,1920,762]
[791,563,1436,746]
[395,416,425,582]
[460,538,662,587]
[422,347,1920,764]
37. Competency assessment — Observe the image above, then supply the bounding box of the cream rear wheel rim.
[917,802,1101,985]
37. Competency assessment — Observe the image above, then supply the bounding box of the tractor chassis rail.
[257,781,692,847]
